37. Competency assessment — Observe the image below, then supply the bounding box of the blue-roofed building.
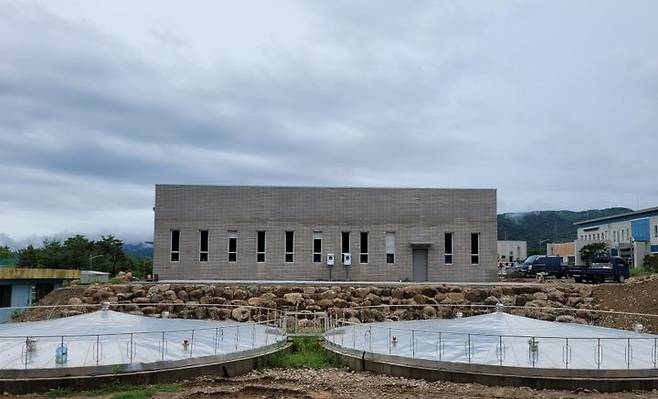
[574,206,658,268]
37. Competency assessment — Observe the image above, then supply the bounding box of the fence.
[0,304,287,371]
[325,320,658,370]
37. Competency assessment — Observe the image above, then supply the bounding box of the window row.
[169,230,480,265]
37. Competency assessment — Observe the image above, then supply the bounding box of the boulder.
[141,306,156,315]
[233,289,248,300]
[355,288,370,298]
[177,290,189,302]
[464,289,486,302]
[284,292,304,306]
[483,296,499,305]
[533,292,548,301]
[421,306,437,319]
[68,297,82,306]
[365,293,382,306]
[189,289,204,301]
[441,292,465,304]
[318,290,337,300]
[231,306,251,322]
[333,298,348,308]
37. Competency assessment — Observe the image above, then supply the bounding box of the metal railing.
[325,320,658,370]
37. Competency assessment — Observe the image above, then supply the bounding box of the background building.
[0,268,79,321]
[547,242,576,265]
[497,240,527,265]
[574,207,658,267]
[153,185,498,282]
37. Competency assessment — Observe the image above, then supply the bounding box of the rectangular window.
[257,231,266,263]
[444,232,453,264]
[312,231,322,263]
[471,233,480,265]
[360,232,368,263]
[385,232,395,264]
[341,232,350,263]
[170,229,180,262]
[285,231,294,263]
[199,230,209,262]
[228,231,238,262]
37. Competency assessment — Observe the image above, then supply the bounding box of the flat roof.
[0,268,79,281]
[574,206,658,227]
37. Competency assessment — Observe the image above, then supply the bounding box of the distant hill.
[123,242,153,259]
[497,207,632,251]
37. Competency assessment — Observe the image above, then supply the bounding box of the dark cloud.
[0,0,657,244]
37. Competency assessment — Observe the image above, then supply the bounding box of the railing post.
[467,334,471,363]
[96,335,100,366]
[498,335,503,366]
[596,338,602,369]
[411,330,415,358]
[162,331,166,360]
[236,325,240,351]
[369,326,372,352]
[252,323,256,349]
[388,328,391,355]
[353,325,356,349]
[129,333,134,363]
[439,332,442,361]
[654,338,657,369]
[190,330,195,358]
[214,328,219,355]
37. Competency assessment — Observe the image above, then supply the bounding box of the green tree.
[579,242,609,266]
[39,239,68,268]
[93,235,129,274]
[16,245,41,267]
[0,245,11,259]
[62,235,93,269]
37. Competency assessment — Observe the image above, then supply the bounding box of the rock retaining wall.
[59,283,598,324]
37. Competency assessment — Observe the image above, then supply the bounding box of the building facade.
[574,207,658,267]
[546,242,576,265]
[153,185,498,282]
[497,240,527,266]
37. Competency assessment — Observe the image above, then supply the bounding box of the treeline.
[0,235,152,278]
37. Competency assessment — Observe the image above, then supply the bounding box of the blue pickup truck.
[520,255,568,278]
[568,256,630,283]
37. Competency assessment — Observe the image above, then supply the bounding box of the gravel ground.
[168,368,657,399]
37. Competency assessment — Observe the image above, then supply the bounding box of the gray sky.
[1,0,657,246]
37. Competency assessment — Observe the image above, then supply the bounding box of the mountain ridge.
[497,207,632,250]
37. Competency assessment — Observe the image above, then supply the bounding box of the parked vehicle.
[520,255,567,277]
[567,256,629,283]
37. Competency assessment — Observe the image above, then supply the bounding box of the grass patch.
[266,337,339,369]
[47,383,182,399]
[631,267,655,278]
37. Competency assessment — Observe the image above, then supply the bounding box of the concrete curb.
[323,339,658,392]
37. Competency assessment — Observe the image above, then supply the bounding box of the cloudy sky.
[1,1,657,247]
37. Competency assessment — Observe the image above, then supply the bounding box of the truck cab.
[520,255,566,277]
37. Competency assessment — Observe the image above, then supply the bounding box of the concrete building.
[496,240,527,265]
[547,242,576,265]
[574,207,658,267]
[0,268,79,321]
[153,185,498,282]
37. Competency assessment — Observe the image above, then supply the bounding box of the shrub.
[643,254,658,273]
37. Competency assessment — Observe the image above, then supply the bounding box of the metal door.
[412,249,428,282]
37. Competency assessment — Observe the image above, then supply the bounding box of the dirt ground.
[16,368,652,399]
[593,275,658,332]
